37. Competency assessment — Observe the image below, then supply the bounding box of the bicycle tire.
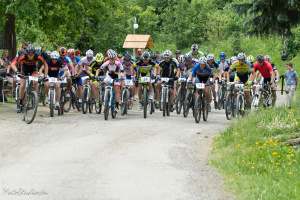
[194,95,201,123]
[24,91,38,124]
[49,89,54,117]
[202,95,208,121]
[104,90,110,120]
[225,94,232,120]
[82,88,88,114]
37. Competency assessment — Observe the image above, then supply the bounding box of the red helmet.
[75,49,81,56]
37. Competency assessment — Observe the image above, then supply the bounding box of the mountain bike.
[95,76,106,114]
[183,81,195,118]
[121,78,134,116]
[260,81,272,108]
[139,76,155,119]
[81,76,95,114]
[225,82,236,120]
[235,83,245,118]
[58,77,71,115]
[103,77,118,120]
[251,82,262,110]
[48,77,60,117]
[194,82,209,123]
[217,78,227,110]
[175,77,187,115]
[160,77,174,117]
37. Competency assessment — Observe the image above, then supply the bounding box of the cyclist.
[246,55,255,68]
[136,51,156,109]
[189,44,205,61]
[189,57,213,109]
[45,51,69,109]
[11,44,48,110]
[59,47,75,76]
[251,55,274,84]
[100,49,124,110]
[68,48,81,66]
[122,52,135,104]
[207,54,219,108]
[175,50,181,61]
[217,52,230,79]
[76,49,96,104]
[264,55,279,106]
[156,50,178,111]
[89,52,105,100]
[229,53,252,109]
[284,63,298,108]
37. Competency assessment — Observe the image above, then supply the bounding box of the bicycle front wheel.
[24,91,38,124]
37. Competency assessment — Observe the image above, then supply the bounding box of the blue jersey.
[192,63,212,82]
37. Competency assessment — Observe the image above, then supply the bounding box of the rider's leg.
[91,81,98,99]
[114,84,121,108]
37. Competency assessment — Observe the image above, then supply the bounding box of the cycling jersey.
[159,60,177,78]
[122,60,134,78]
[47,59,64,78]
[89,60,103,76]
[136,60,156,77]
[101,60,123,79]
[13,54,45,76]
[253,61,273,79]
[230,61,251,74]
[192,63,212,83]
[217,60,230,72]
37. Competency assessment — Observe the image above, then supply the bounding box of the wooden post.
[4,13,16,58]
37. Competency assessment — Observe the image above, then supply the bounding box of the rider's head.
[95,53,104,63]
[107,49,117,62]
[199,57,207,68]
[59,47,67,57]
[237,53,246,63]
[26,44,35,60]
[68,48,75,58]
[85,49,94,62]
[50,51,59,63]
[142,51,151,64]
[220,52,226,61]
[256,55,264,65]
[206,54,215,64]
[163,50,172,62]
[264,55,271,62]
[184,53,193,65]
[191,44,198,53]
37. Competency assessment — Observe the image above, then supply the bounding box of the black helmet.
[175,50,181,54]
[142,51,151,60]
[123,52,131,61]
[256,55,264,63]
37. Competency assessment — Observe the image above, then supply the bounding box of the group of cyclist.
[0,42,283,122]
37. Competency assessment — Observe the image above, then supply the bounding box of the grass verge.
[210,92,300,200]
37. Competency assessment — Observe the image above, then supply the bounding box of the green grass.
[211,46,300,199]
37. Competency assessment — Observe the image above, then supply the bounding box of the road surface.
[0,103,233,200]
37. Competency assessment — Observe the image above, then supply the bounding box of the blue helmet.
[220,52,226,59]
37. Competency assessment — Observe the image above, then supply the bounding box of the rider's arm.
[40,56,48,77]
[10,57,20,73]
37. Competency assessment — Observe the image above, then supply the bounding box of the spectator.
[284,63,298,108]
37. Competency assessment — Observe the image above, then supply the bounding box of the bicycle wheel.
[217,87,223,110]
[175,87,183,114]
[121,89,128,116]
[89,99,94,114]
[202,96,208,121]
[183,91,191,118]
[24,91,38,124]
[238,95,245,117]
[111,91,116,119]
[166,91,171,117]
[39,85,46,106]
[63,89,71,113]
[95,91,102,114]
[162,88,167,117]
[143,87,148,119]
[225,94,232,120]
[150,99,155,115]
[49,89,55,117]
[82,88,88,114]
[104,90,110,120]
[194,95,201,123]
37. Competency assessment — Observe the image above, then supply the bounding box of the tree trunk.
[4,13,16,59]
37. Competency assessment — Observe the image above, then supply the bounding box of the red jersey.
[253,61,273,78]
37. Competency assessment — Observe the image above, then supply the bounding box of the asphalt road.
[0,102,234,200]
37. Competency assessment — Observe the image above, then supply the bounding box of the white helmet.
[199,56,207,64]
[178,55,185,63]
[86,49,94,58]
[50,51,60,60]
[107,49,117,59]
[264,55,271,61]
[237,52,246,60]
[163,50,172,59]
[206,54,215,61]
[231,56,237,63]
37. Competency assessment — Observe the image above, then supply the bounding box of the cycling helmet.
[26,44,35,54]
[35,46,42,55]
[206,54,215,61]
[247,55,255,63]
[163,50,172,59]
[191,44,199,51]
[107,49,117,59]
[59,47,67,56]
[230,56,237,63]
[95,53,104,63]
[220,52,226,59]
[68,48,75,55]
[199,56,207,64]
[142,51,151,60]
[123,52,132,61]
[75,49,81,56]
[264,55,271,62]
[178,55,185,63]
[86,49,94,58]
[175,50,181,55]
[237,52,246,60]
[50,51,60,60]
[256,55,264,63]
[184,53,193,61]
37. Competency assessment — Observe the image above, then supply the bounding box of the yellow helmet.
[95,53,104,62]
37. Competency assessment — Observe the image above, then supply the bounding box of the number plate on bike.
[196,83,205,89]
[81,76,89,81]
[49,77,57,83]
[161,77,169,82]
[125,79,133,86]
[29,76,38,82]
[178,77,186,82]
[140,77,150,83]
[60,77,67,83]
